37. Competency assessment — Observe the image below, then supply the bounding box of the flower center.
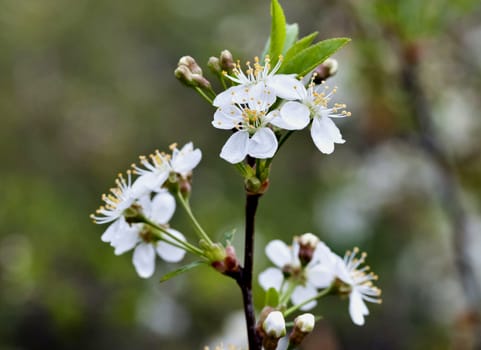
[241,108,265,132]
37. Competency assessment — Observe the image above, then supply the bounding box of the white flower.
[308,246,382,326]
[212,96,278,164]
[294,313,315,333]
[258,238,324,311]
[103,190,187,278]
[132,150,171,195]
[91,172,137,224]
[263,311,286,338]
[213,56,301,107]
[270,82,350,154]
[132,142,202,193]
[170,142,202,177]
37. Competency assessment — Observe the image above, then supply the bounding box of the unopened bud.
[294,313,315,333]
[297,233,320,266]
[289,313,315,347]
[208,56,221,74]
[191,74,211,89]
[178,55,203,75]
[263,311,286,338]
[175,65,195,87]
[312,58,338,83]
[219,50,235,72]
[261,311,286,350]
[298,233,319,248]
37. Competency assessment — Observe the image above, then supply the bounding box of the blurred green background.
[1,0,481,349]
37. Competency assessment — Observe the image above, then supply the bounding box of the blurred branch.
[399,42,481,344]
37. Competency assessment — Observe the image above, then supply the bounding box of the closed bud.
[191,74,211,89]
[219,50,235,72]
[294,313,315,333]
[175,65,195,87]
[262,311,286,350]
[208,56,222,74]
[289,313,315,347]
[178,55,203,75]
[297,233,319,266]
[263,311,286,338]
[312,58,338,84]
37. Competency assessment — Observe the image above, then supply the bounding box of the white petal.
[270,102,310,130]
[248,82,276,107]
[132,243,156,278]
[258,267,284,291]
[231,84,251,104]
[110,217,142,255]
[171,144,202,174]
[280,101,311,129]
[349,290,369,326]
[248,128,278,159]
[267,75,306,100]
[112,223,141,255]
[156,228,186,262]
[136,194,153,217]
[213,86,240,106]
[291,285,318,311]
[212,105,242,130]
[306,264,335,288]
[320,115,345,143]
[149,190,176,224]
[265,240,292,268]
[220,131,249,164]
[310,117,335,154]
[101,219,122,243]
[133,171,169,193]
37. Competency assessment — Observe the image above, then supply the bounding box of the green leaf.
[269,0,286,66]
[282,23,299,55]
[265,287,280,307]
[159,260,206,283]
[279,37,351,76]
[220,228,236,247]
[283,31,318,63]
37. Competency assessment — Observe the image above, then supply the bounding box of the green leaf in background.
[283,31,318,63]
[159,260,206,283]
[265,287,280,307]
[220,228,236,247]
[269,0,286,66]
[279,37,351,76]
[282,23,299,55]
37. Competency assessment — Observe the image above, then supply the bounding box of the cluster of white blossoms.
[211,56,350,164]
[259,233,381,326]
[91,142,202,278]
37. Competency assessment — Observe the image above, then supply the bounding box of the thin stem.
[284,286,333,317]
[143,218,205,256]
[220,74,228,90]
[176,191,214,245]
[279,280,296,306]
[241,193,262,350]
[194,86,213,104]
